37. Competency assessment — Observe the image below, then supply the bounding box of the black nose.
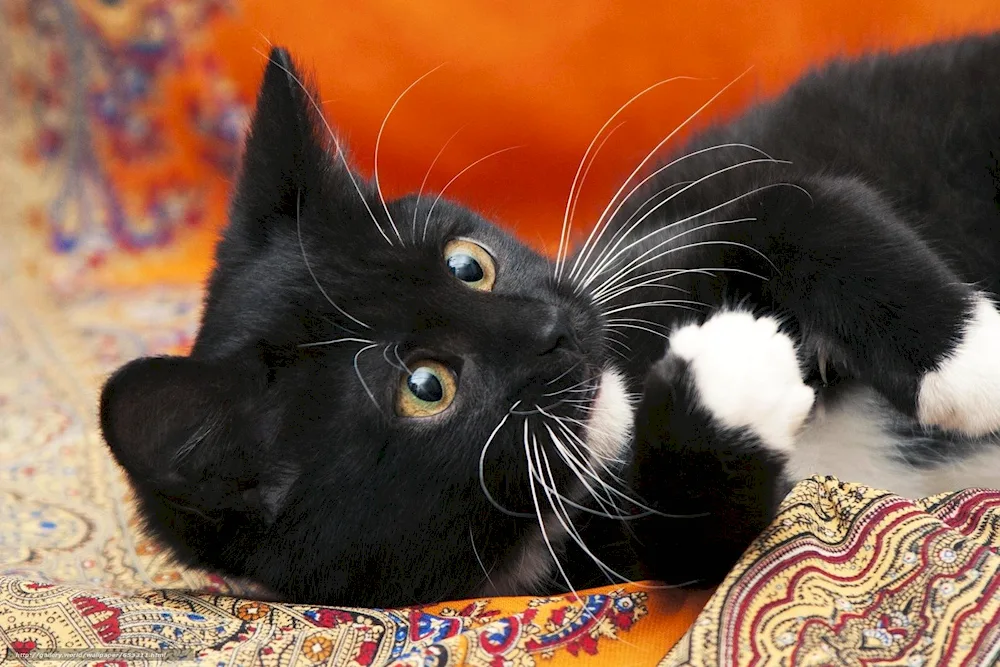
[534,307,580,356]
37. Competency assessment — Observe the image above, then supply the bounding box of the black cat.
[100,33,1000,607]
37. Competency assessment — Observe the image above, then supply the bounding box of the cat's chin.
[583,368,634,463]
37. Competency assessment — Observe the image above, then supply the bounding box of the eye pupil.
[407,367,444,402]
[447,253,484,282]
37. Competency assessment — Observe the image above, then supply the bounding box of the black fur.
[101,34,1000,605]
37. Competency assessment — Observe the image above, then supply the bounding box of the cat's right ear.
[99,355,291,521]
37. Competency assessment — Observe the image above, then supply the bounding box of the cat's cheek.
[668,310,816,454]
[918,294,1000,437]
[585,369,634,461]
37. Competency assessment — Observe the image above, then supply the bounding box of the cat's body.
[100,33,1000,606]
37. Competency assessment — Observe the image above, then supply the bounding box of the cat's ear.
[230,46,340,236]
[99,355,294,523]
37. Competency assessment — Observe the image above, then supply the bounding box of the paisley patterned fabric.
[6,1,1000,665]
[663,481,1000,667]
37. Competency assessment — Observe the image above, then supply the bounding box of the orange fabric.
[113,0,1000,284]
[416,585,714,665]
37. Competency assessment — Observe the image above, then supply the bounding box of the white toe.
[669,310,815,453]
[918,295,1000,437]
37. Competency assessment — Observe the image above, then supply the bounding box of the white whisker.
[478,402,533,518]
[593,235,781,304]
[594,266,766,303]
[554,75,702,281]
[422,146,521,242]
[545,360,582,386]
[564,121,627,257]
[469,523,498,594]
[295,189,371,331]
[546,417,705,519]
[392,344,411,373]
[576,139,776,283]
[374,65,447,244]
[605,322,669,339]
[602,299,708,318]
[255,49,394,246]
[526,430,580,605]
[542,375,599,398]
[592,219,756,304]
[298,336,375,349]
[568,66,758,284]
[353,344,381,410]
[586,180,810,291]
[412,125,466,238]
[581,162,789,289]
[535,437,640,587]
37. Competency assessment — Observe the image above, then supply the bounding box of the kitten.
[100,33,1000,606]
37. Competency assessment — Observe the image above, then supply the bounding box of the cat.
[100,32,1000,607]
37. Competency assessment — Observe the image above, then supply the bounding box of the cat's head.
[100,48,635,606]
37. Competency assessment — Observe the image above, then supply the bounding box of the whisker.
[256,49,393,246]
[374,64,447,245]
[568,67,758,284]
[382,343,406,371]
[478,402,534,518]
[606,316,670,330]
[593,234,782,304]
[298,336,375,349]
[545,360,582,386]
[564,120,627,257]
[592,219,757,304]
[353,344,381,410]
[571,143,773,286]
[554,75,703,282]
[574,140,777,285]
[602,299,708,318]
[581,163,790,289]
[412,125,466,239]
[392,344,411,374]
[541,423,624,515]
[586,180,810,291]
[605,322,669,339]
[469,523,498,595]
[542,375,600,398]
[545,419,630,487]
[547,418,705,519]
[422,146,521,242]
[539,409,627,464]
[295,189,371,331]
[594,266,766,303]
[526,430,581,605]
[535,438,643,587]
[535,436,686,604]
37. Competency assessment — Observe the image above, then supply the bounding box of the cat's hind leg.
[746,176,1000,438]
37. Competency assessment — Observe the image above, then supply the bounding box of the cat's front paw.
[918,295,1000,437]
[667,310,815,453]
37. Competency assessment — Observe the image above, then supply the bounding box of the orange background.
[100,1,1000,284]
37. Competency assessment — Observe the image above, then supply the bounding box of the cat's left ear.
[228,46,357,241]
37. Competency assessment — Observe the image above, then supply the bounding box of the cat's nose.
[534,307,580,356]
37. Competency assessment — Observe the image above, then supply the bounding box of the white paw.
[918,295,1000,437]
[669,310,816,453]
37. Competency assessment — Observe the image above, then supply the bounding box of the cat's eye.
[397,361,457,418]
[444,239,496,291]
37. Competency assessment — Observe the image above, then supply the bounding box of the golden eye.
[444,239,496,291]
[397,360,457,418]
